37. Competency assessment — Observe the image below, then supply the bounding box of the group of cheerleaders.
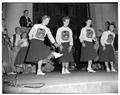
[15,15,117,75]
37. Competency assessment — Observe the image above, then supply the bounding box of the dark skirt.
[25,39,51,63]
[2,43,9,64]
[2,43,12,73]
[14,47,28,66]
[80,41,97,61]
[59,42,74,62]
[99,44,115,62]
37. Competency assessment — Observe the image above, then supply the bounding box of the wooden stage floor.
[2,70,118,94]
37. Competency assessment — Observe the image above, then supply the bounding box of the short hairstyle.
[42,15,50,21]
[105,21,110,25]
[15,27,20,32]
[86,18,92,22]
[21,32,27,38]
[24,10,29,13]
[62,16,70,22]
[109,23,116,29]
[104,21,110,30]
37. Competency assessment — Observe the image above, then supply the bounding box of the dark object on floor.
[17,83,45,88]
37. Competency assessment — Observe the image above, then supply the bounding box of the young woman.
[79,18,98,73]
[14,32,29,73]
[25,15,63,75]
[2,28,13,74]
[99,23,117,72]
[10,27,21,72]
[56,16,73,74]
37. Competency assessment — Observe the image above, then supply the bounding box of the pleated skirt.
[25,39,51,64]
[80,41,97,61]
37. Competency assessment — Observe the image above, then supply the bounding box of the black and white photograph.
[2,1,118,94]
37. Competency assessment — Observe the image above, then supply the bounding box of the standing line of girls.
[11,15,117,75]
[79,18,117,73]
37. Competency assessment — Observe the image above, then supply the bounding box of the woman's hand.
[82,42,86,47]
[103,46,106,51]
[54,42,59,48]
[59,45,63,51]
[68,45,72,53]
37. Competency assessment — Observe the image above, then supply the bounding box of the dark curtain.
[33,3,89,70]
[33,3,89,35]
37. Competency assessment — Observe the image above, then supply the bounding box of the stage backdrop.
[33,3,89,68]
[33,3,89,37]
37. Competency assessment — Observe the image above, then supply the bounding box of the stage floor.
[3,70,118,94]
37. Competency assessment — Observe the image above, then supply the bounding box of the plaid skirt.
[99,44,115,62]
[59,42,74,62]
[25,39,51,64]
[14,47,28,66]
[80,41,97,61]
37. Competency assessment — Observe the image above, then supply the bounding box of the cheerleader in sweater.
[79,18,98,73]
[25,15,63,75]
[56,16,73,74]
[99,23,117,72]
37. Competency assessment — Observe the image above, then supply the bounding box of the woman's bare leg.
[37,60,46,75]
